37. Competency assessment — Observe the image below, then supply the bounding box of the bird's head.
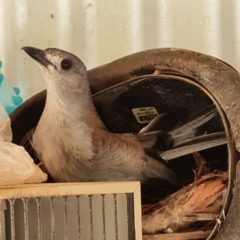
[22,47,90,96]
[23,47,104,126]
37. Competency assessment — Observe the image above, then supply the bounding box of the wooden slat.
[143,230,212,240]
[0,182,140,199]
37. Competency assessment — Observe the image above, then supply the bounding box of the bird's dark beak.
[22,46,53,68]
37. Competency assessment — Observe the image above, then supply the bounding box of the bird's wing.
[90,131,178,185]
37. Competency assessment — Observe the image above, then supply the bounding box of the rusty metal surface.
[88,48,240,152]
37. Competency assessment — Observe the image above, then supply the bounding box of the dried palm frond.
[142,171,228,235]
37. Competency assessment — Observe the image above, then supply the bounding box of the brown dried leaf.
[183,178,225,212]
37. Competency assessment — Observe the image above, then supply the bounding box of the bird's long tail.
[144,156,179,186]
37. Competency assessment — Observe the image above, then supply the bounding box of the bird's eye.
[61,59,72,70]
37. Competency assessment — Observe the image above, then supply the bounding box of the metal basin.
[10,48,240,239]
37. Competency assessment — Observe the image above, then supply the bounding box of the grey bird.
[22,46,178,185]
[22,47,226,185]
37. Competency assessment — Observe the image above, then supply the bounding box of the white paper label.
[132,107,158,124]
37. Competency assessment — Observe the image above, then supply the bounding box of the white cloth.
[0,118,47,185]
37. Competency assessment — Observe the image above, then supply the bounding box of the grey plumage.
[22,47,178,185]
